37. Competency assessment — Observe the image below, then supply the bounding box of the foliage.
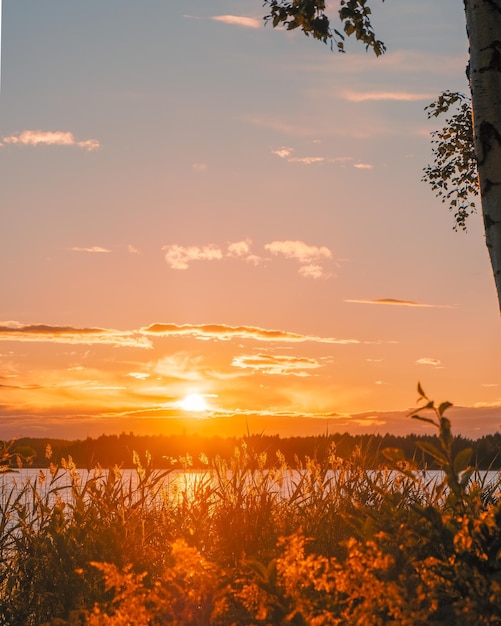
[0,390,500,624]
[15,430,501,471]
[422,91,478,231]
[262,0,386,55]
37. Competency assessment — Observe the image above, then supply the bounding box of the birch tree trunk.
[465,0,501,313]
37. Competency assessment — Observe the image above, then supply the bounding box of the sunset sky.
[1,0,500,441]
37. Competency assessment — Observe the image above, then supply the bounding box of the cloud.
[265,240,333,278]
[265,240,332,263]
[271,147,293,159]
[142,322,360,345]
[2,130,100,151]
[345,298,452,308]
[128,244,140,254]
[272,147,357,167]
[298,264,326,279]
[212,15,261,29]
[473,400,501,408]
[68,246,111,253]
[342,91,436,102]
[232,353,322,376]
[162,239,332,276]
[288,156,326,165]
[353,163,374,170]
[163,244,223,269]
[127,372,150,380]
[416,357,442,367]
[227,240,252,257]
[0,322,151,349]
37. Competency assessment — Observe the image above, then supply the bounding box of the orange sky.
[1,1,500,441]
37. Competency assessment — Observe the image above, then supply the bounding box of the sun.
[179,393,209,412]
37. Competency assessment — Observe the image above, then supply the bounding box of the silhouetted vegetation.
[12,429,501,470]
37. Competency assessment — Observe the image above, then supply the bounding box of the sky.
[0,0,500,441]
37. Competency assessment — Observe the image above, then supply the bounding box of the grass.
[0,387,500,625]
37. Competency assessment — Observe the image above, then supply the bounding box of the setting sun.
[180,393,209,412]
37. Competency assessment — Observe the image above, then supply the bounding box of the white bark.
[465,0,501,313]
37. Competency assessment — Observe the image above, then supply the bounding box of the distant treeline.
[10,431,501,470]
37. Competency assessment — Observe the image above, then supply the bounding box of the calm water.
[1,467,500,508]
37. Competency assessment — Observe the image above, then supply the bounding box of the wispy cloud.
[272,147,366,169]
[0,323,151,349]
[416,357,442,367]
[289,156,326,165]
[212,15,261,29]
[473,400,501,408]
[142,322,360,345]
[232,353,322,376]
[1,130,100,151]
[68,246,111,253]
[345,298,452,308]
[342,90,436,102]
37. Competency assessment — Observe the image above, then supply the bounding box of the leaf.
[438,401,453,416]
[411,413,437,426]
[416,441,448,466]
[417,382,427,399]
[453,447,472,474]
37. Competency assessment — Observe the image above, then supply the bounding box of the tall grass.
[0,387,500,624]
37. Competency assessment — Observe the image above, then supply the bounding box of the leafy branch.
[409,383,473,504]
[423,91,478,231]
[262,0,386,55]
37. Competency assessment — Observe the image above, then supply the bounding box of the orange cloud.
[142,322,359,345]
[345,298,451,308]
[0,323,151,349]
[2,130,100,151]
[416,357,442,367]
[232,353,322,376]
